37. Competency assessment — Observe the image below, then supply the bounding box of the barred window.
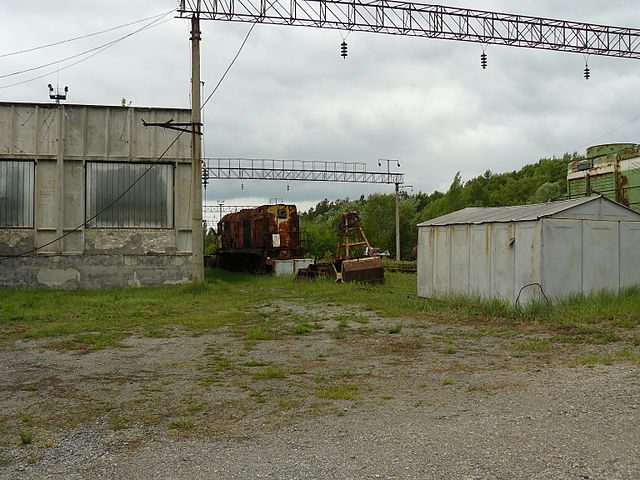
[86,162,173,228]
[0,160,35,228]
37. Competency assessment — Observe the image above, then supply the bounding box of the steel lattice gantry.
[178,0,640,59]
[204,158,404,184]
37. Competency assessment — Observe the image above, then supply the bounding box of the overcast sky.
[1,1,639,220]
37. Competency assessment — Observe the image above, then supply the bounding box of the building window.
[86,162,173,228]
[0,160,35,228]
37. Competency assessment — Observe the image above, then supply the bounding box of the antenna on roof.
[48,84,68,104]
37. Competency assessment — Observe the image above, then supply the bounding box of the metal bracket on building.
[141,119,202,135]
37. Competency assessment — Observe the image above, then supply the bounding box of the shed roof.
[417,196,640,226]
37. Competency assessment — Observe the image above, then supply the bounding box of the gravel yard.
[1,300,639,479]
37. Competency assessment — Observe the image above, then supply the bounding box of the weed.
[443,343,457,355]
[442,378,453,386]
[512,339,551,353]
[315,384,359,400]
[19,432,33,445]
[388,324,402,334]
[241,359,270,367]
[252,366,286,380]
[109,416,130,431]
[169,418,194,431]
[381,395,394,400]
[337,318,349,329]
[291,323,315,335]
[244,327,280,341]
[353,314,369,325]
[332,329,346,340]
[277,399,299,410]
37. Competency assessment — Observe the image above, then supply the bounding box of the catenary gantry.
[178,0,640,60]
[204,158,404,184]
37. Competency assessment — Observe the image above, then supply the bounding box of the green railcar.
[567,143,640,211]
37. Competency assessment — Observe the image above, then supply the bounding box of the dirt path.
[1,304,638,479]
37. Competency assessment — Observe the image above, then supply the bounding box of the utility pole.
[395,184,413,261]
[379,159,402,261]
[190,15,204,283]
[395,182,400,261]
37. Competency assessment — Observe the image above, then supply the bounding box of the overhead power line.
[201,22,257,109]
[0,12,173,83]
[0,9,175,59]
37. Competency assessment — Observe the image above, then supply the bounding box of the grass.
[168,418,194,431]
[315,384,359,400]
[252,366,287,380]
[1,269,639,351]
[443,343,457,355]
[387,324,403,334]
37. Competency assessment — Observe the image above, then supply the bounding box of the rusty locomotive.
[216,204,305,273]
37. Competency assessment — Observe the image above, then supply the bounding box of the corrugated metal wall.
[418,217,640,303]
[86,162,173,228]
[0,160,34,227]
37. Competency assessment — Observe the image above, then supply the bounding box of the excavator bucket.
[341,256,384,284]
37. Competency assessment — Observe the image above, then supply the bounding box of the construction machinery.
[297,212,384,284]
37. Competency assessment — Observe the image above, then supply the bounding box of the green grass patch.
[512,339,551,353]
[241,359,270,367]
[1,270,639,349]
[315,384,359,400]
[252,366,287,380]
[443,343,457,355]
[168,418,194,431]
[387,324,402,334]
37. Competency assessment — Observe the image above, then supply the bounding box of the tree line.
[300,153,580,259]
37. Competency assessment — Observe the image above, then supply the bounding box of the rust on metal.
[216,204,305,273]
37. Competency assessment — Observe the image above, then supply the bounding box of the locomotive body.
[217,204,305,272]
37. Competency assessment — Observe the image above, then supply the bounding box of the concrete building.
[417,196,640,304]
[0,102,195,288]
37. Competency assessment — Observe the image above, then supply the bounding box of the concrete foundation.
[0,254,192,289]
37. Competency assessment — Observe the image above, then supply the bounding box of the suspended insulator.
[584,65,591,80]
[340,41,348,59]
[480,52,488,69]
[202,168,209,186]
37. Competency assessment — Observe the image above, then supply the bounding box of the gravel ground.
[1,305,639,479]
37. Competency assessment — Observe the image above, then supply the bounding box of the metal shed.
[416,196,640,304]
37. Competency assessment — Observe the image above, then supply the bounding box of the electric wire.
[0,15,173,89]
[0,9,175,59]
[201,22,257,109]
[0,12,171,79]
[0,132,185,261]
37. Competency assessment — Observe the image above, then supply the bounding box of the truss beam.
[178,0,640,59]
[205,158,404,184]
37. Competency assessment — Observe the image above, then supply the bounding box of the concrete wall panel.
[0,229,33,256]
[0,254,191,289]
[85,229,176,255]
[35,160,57,229]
